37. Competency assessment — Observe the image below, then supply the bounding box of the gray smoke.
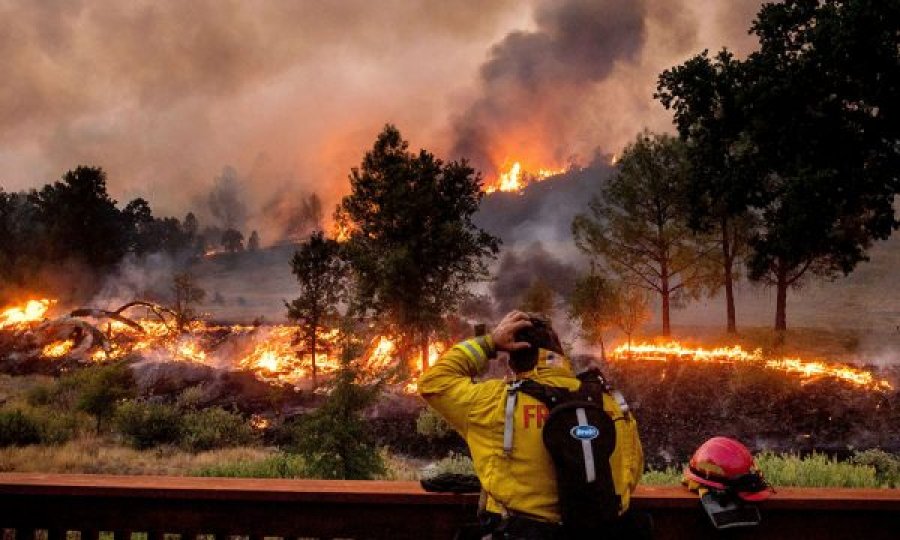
[207,166,248,232]
[490,242,579,315]
[452,0,649,176]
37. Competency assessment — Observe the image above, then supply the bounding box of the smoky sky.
[0,0,764,239]
[490,242,579,315]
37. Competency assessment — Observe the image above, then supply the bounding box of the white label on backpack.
[570,425,599,440]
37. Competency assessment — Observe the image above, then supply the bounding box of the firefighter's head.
[508,313,564,373]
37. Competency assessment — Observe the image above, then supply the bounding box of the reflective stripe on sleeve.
[461,340,483,361]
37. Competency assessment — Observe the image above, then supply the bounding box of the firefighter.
[419,311,645,539]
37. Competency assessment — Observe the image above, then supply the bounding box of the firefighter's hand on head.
[491,311,532,352]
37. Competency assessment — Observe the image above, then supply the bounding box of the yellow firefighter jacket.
[419,335,643,523]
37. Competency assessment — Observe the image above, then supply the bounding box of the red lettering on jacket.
[523,404,550,428]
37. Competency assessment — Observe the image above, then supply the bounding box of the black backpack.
[511,369,630,533]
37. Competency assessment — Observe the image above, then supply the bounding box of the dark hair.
[508,314,563,373]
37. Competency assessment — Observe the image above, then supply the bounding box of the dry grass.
[0,438,274,476]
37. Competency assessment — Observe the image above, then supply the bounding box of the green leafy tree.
[29,166,133,269]
[659,1,900,332]
[288,331,385,479]
[286,230,347,387]
[73,362,136,434]
[336,124,500,371]
[739,0,900,331]
[656,50,755,333]
[569,271,619,360]
[0,190,43,287]
[573,132,717,336]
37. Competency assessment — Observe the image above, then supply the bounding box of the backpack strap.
[503,380,571,456]
[577,368,631,417]
[518,379,572,409]
[503,381,523,456]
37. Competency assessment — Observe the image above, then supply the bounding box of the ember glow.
[610,341,892,391]
[483,161,567,194]
[42,340,74,358]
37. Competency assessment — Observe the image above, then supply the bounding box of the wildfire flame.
[0,299,54,329]
[42,339,74,358]
[610,341,892,391]
[1,297,445,393]
[483,161,567,194]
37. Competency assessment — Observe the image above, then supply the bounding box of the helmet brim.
[684,467,773,501]
[683,466,727,490]
[737,488,772,502]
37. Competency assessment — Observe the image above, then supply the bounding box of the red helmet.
[683,436,772,501]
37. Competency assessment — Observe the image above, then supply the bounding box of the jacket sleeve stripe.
[457,340,482,363]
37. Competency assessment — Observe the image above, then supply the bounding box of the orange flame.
[483,161,567,194]
[0,299,54,329]
[610,341,892,391]
[3,297,445,393]
[42,339,74,358]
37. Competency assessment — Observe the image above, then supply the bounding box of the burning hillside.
[482,161,569,194]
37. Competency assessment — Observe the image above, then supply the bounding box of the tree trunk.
[599,337,607,362]
[722,216,737,334]
[660,272,671,337]
[775,261,788,332]
[420,331,430,373]
[310,330,318,388]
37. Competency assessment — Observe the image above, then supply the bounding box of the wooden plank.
[0,474,898,510]
[0,475,898,540]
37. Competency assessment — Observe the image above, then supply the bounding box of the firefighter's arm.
[419,311,533,436]
[418,335,496,435]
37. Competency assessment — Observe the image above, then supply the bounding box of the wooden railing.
[0,473,898,539]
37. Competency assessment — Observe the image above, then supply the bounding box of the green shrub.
[641,466,683,486]
[287,350,384,480]
[420,452,475,479]
[25,384,54,407]
[71,362,135,434]
[180,407,254,452]
[0,409,42,446]
[29,406,82,444]
[193,453,306,478]
[755,452,878,488]
[115,401,182,449]
[636,453,889,488]
[416,407,451,439]
[176,385,206,411]
[852,449,900,488]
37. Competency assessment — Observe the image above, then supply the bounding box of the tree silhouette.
[336,125,499,371]
[573,133,717,336]
[286,230,347,387]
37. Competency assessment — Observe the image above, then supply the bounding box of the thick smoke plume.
[451,0,764,178]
